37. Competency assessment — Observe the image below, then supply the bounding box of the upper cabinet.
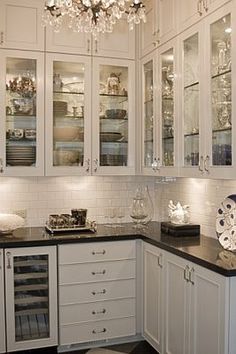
[179,2,236,178]
[45,54,135,176]
[139,0,177,58]
[0,49,44,176]
[177,0,231,33]
[46,19,135,60]
[0,0,45,51]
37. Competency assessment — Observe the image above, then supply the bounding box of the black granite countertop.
[0,222,235,277]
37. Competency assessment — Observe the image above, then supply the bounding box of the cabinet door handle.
[198,155,204,173]
[91,270,106,275]
[0,158,3,173]
[197,0,203,15]
[87,39,90,53]
[158,253,163,268]
[184,265,190,282]
[93,158,98,173]
[95,39,98,53]
[92,250,106,255]
[204,155,210,173]
[0,31,3,45]
[6,251,11,269]
[92,328,106,334]
[91,289,106,295]
[152,157,161,172]
[92,308,106,315]
[203,0,208,12]
[189,267,195,285]
[0,251,2,269]
[85,158,90,173]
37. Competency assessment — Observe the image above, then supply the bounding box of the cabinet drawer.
[59,259,136,285]
[60,317,136,345]
[60,298,135,325]
[58,241,136,264]
[59,279,136,304]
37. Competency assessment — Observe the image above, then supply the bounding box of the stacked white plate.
[6,145,36,166]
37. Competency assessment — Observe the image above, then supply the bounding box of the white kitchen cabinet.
[0,49,45,176]
[139,0,159,58]
[4,246,58,352]
[157,0,177,45]
[46,20,135,60]
[143,242,163,353]
[177,0,230,33]
[164,252,228,354]
[0,0,45,51]
[58,240,136,347]
[179,2,236,179]
[45,54,135,176]
[0,249,5,354]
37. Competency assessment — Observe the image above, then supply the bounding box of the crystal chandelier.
[43,0,146,37]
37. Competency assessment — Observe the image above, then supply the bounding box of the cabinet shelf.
[14,284,48,292]
[212,69,231,80]
[15,296,48,305]
[184,132,199,138]
[184,81,199,90]
[53,91,84,95]
[213,127,232,134]
[14,260,47,267]
[15,308,48,317]
[163,136,174,140]
[100,93,128,98]
[144,99,153,104]
[6,114,36,118]
[14,272,48,280]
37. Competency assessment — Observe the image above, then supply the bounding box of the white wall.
[0,175,234,239]
[0,176,155,227]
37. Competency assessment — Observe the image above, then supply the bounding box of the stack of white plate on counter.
[6,145,36,166]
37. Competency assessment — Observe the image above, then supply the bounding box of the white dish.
[216,194,236,251]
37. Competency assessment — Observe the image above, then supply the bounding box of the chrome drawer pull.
[92,309,106,315]
[92,328,106,334]
[6,252,11,269]
[91,289,106,295]
[184,265,190,282]
[92,250,106,255]
[92,270,106,275]
[189,267,195,285]
[0,251,1,269]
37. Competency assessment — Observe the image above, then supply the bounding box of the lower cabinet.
[58,240,137,346]
[0,249,5,354]
[4,246,58,352]
[143,242,163,353]
[143,242,229,354]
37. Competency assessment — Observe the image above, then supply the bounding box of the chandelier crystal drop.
[43,0,146,37]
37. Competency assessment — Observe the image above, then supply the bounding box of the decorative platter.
[216,194,236,251]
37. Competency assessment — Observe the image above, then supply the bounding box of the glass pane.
[14,255,49,341]
[99,65,128,167]
[143,60,154,167]
[6,58,37,167]
[183,33,199,166]
[211,14,232,166]
[161,49,174,166]
[53,61,85,167]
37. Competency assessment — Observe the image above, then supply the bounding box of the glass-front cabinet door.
[45,53,91,176]
[0,249,5,354]
[158,41,178,176]
[0,50,44,176]
[92,58,135,175]
[179,26,202,177]
[5,246,57,352]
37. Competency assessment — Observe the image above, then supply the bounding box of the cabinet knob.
[204,155,210,173]
[152,157,161,172]
[0,32,3,45]
[198,155,204,173]
[197,0,203,16]
[0,158,3,173]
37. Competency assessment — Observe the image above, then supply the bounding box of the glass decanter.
[130,186,153,227]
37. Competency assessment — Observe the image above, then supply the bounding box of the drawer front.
[59,279,136,305]
[59,259,136,285]
[60,317,136,345]
[58,241,136,264]
[60,298,136,325]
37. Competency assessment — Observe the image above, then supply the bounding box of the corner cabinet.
[179,2,236,179]
[0,0,45,51]
[0,249,5,354]
[45,54,135,176]
[4,246,58,352]
[0,49,44,176]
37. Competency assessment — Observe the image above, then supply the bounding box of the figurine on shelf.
[107,72,121,95]
[53,73,63,91]
[168,200,190,225]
